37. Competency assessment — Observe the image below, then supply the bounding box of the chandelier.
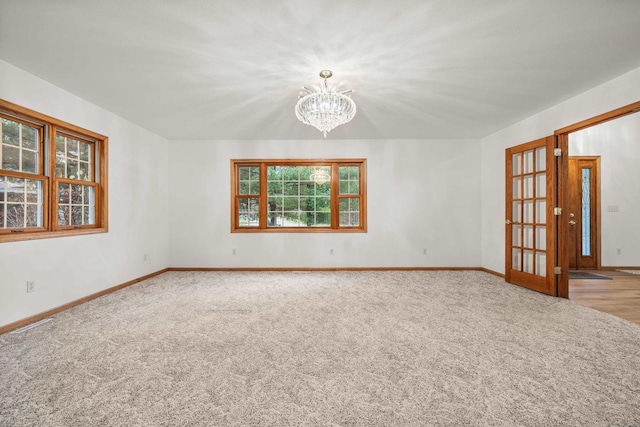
[295,70,356,137]
[310,168,330,184]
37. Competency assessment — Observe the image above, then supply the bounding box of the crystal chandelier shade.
[295,70,356,137]
[310,168,331,184]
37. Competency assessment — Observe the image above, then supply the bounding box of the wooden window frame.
[0,99,108,242]
[231,159,367,233]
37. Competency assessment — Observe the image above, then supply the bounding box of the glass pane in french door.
[510,145,547,278]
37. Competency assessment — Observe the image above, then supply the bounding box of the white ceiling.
[1,0,640,140]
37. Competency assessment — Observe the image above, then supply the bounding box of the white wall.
[569,112,640,266]
[169,139,481,268]
[0,60,170,327]
[481,66,640,274]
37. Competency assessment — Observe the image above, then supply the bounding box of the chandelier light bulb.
[295,70,356,138]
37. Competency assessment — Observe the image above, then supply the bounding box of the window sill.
[0,227,108,243]
[231,227,367,233]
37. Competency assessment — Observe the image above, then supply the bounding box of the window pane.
[523,250,534,273]
[535,147,546,172]
[339,166,360,195]
[72,206,83,225]
[58,182,95,226]
[284,182,298,196]
[523,200,533,223]
[6,176,24,202]
[56,160,65,177]
[0,175,43,229]
[79,141,90,162]
[250,167,259,180]
[535,252,547,276]
[512,201,521,223]
[56,134,94,181]
[316,212,330,226]
[77,161,90,181]
[523,175,533,198]
[2,145,19,171]
[512,224,521,246]
[316,182,330,196]
[512,153,521,175]
[582,168,591,256]
[523,150,534,173]
[59,183,70,204]
[283,197,298,211]
[535,173,546,197]
[22,125,37,150]
[317,197,330,210]
[512,177,521,198]
[67,138,79,159]
[58,205,70,226]
[239,181,249,195]
[299,166,312,181]
[268,181,282,194]
[25,179,39,203]
[2,118,20,146]
[71,184,83,204]
[339,166,358,180]
[536,200,546,224]
[300,197,315,211]
[238,197,259,227]
[512,248,522,270]
[21,150,37,174]
[56,135,66,177]
[249,181,260,195]
[265,165,333,227]
[339,197,360,226]
[283,166,298,181]
[239,167,250,180]
[523,225,533,249]
[67,159,79,180]
[5,204,24,228]
[535,226,546,250]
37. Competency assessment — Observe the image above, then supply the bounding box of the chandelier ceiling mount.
[295,70,356,138]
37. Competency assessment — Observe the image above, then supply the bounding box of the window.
[0,99,108,242]
[231,159,366,232]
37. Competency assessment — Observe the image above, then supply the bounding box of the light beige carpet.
[1,270,639,426]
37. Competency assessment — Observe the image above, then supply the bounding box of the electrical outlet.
[330,249,334,255]
[26,281,35,293]
[143,253,149,261]
[232,248,237,255]
[617,248,622,255]
[423,248,428,255]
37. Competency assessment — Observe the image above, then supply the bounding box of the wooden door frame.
[568,156,601,270]
[554,100,640,298]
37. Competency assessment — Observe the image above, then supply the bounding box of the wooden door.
[505,136,557,295]
[568,157,599,269]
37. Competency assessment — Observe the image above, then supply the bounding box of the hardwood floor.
[569,270,640,325]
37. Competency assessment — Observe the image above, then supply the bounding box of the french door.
[505,136,557,295]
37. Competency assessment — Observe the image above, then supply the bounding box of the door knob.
[569,220,576,225]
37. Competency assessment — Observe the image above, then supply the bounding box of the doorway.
[567,157,600,270]
[555,101,640,299]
